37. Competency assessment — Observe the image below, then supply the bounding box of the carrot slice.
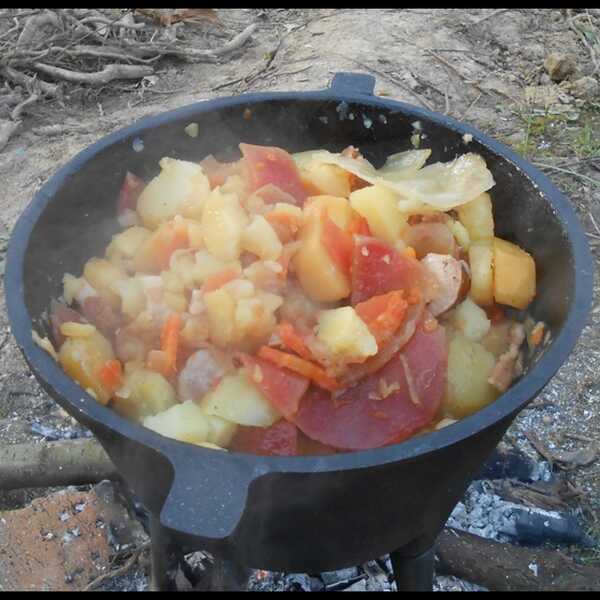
[99,359,123,395]
[156,313,182,376]
[277,321,314,361]
[203,268,239,293]
[355,290,408,346]
[258,346,340,392]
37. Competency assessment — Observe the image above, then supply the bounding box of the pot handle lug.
[159,450,255,540]
[330,72,376,96]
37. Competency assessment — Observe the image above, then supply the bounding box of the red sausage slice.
[229,419,299,456]
[292,321,447,450]
[239,143,308,205]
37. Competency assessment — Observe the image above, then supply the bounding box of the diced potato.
[446,218,471,250]
[169,250,197,289]
[293,208,351,302]
[201,188,249,261]
[58,330,115,405]
[242,215,283,261]
[221,173,249,201]
[194,250,242,284]
[163,290,188,313]
[204,288,237,348]
[132,220,188,274]
[449,297,491,342]
[316,306,378,362]
[143,401,210,445]
[110,278,146,319]
[493,237,536,310]
[305,195,353,229]
[456,192,494,241]
[349,185,408,243]
[113,369,177,420]
[161,269,185,294]
[183,219,205,250]
[235,297,278,349]
[255,290,284,314]
[203,413,238,447]
[468,241,494,307]
[106,226,152,267]
[222,278,255,300]
[180,315,209,349]
[200,372,281,427]
[143,400,238,447]
[83,258,128,308]
[60,321,96,338]
[137,158,211,229]
[273,202,304,222]
[444,334,499,418]
[301,163,351,197]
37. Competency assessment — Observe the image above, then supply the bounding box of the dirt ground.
[1,7,599,575]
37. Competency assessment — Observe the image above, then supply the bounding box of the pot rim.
[5,82,594,474]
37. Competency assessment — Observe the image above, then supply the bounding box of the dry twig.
[83,541,151,591]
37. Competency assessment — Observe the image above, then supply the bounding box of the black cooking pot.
[4,73,593,576]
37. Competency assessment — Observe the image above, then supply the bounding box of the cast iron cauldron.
[4,73,593,586]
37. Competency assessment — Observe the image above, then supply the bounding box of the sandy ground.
[1,7,599,570]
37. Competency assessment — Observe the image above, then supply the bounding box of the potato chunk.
[305,195,354,229]
[449,297,491,342]
[143,400,237,447]
[194,250,242,284]
[349,185,407,243]
[468,241,494,307]
[106,226,152,268]
[493,237,536,309]
[204,287,237,348]
[83,258,128,308]
[301,163,351,197]
[293,206,350,302]
[456,192,494,241]
[200,372,281,427]
[317,306,377,363]
[137,158,210,228]
[201,188,249,261]
[242,214,283,261]
[58,330,115,405]
[113,369,177,420]
[444,334,499,418]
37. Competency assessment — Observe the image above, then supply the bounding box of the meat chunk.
[421,253,469,316]
[488,322,526,392]
[177,349,231,403]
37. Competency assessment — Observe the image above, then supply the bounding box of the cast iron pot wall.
[5,74,593,572]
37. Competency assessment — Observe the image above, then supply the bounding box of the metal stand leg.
[390,546,435,592]
[149,514,173,591]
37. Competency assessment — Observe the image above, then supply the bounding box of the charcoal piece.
[325,574,367,591]
[476,446,541,482]
[511,509,595,547]
[321,567,359,586]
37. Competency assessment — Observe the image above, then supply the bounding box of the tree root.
[0,118,20,152]
[31,62,154,87]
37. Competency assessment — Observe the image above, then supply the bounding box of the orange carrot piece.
[404,246,417,259]
[99,359,123,394]
[203,268,239,293]
[355,290,408,345]
[258,346,340,392]
[277,321,314,360]
[159,313,182,376]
